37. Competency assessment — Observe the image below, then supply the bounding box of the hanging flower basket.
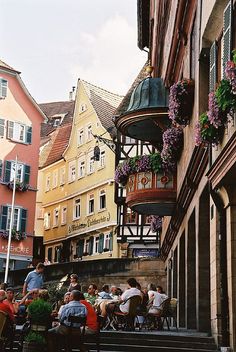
[7,181,29,192]
[195,112,224,146]
[161,127,183,171]
[169,79,194,126]
[0,229,27,241]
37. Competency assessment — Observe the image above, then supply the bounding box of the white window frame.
[104,233,110,249]
[52,170,58,189]
[53,208,59,227]
[61,206,67,225]
[10,162,24,182]
[88,194,95,215]
[7,207,20,231]
[0,78,7,99]
[86,124,93,142]
[87,154,94,175]
[99,189,106,210]
[45,174,51,192]
[44,212,51,229]
[77,128,84,146]
[73,198,81,220]
[68,161,76,183]
[59,167,66,186]
[94,236,99,254]
[84,239,90,254]
[13,122,26,143]
[99,149,106,169]
[78,158,85,178]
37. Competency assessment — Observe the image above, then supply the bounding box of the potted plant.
[27,298,52,331]
[0,229,27,241]
[168,79,194,125]
[195,112,224,146]
[23,331,46,352]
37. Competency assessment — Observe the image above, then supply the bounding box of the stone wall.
[1,258,166,292]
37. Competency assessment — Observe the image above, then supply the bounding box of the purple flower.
[225,61,236,94]
[148,215,163,233]
[207,92,222,128]
[136,155,151,172]
[161,127,183,171]
[195,122,203,146]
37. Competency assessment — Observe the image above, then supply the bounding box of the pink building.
[0,60,46,271]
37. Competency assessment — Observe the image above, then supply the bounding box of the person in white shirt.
[119,278,141,314]
[148,283,168,315]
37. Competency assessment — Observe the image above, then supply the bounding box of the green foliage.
[199,112,222,144]
[27,299,52,324]
[215,79,236,112]
[149,153,162,173]
[47,282,68,309]
[25,331,46,344]
[233,49,236,64]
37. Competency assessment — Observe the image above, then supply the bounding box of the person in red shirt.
[0,289,14,322]
[78,292,98,334]
[4,287,19,316]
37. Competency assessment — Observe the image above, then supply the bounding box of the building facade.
[114,0,236,350]
[0,60,46,270]
[39,80,123,263]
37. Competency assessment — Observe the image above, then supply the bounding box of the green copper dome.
[127,77,169,112]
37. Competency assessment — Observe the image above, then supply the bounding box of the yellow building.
[38,81,123,263]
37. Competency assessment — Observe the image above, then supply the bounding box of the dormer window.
[0,78,7,99]
[53,118,61,127]
[79,103,87,113]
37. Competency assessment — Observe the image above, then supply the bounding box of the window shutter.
[7,121,14,139]
[0,160,2,179]
[24,165,31,184]
[0,206,8,230]
[4,160,12,182]
[222,0,232,78]
[88,236,94,255]
[20,208,27,233]
[98,233,104,253]
[109,232,113,251]
[209,41,217,92]
[0,118,4,137]
[77,239,84,257]
[26,126,32,144]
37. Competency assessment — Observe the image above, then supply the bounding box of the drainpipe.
[209,147,229,348]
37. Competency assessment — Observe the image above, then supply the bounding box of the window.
[88,194,94,215]
[77,129,84,146]
[125,207,137,224]
[47,247,52,262]
[53,208,59,227]
[94,236,99,253]
[79,103,87,113]
[61,207,67,225]
[53,118,61,127]
[74,198,81,219]
[7,207,20,231]
[52,170,58,188]
[37,207,44,219]
[7,121,32,144]
[104,233,110,249]
[4,161,31,184]
[0,78,7,99]
[44,212,51,229]
[0,118,5,138]
[0,206,27,233]
[78,159,85,178]
[88,155,94,174]
[100,150,105,168]
[86,125,93,141]
[54,246,62,263]
[84,239,90,254]
[45,174,51,192]
[68,161,76,182]
[59,167,66,185]
[99,189,106,210]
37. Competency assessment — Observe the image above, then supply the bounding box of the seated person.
[148,287,168,315]
[84,284,98,306]
[47,290,87,352]
[0,290,14,339]
[4,287,19,316]
[58,292,71,318]
[68,274,81,292]
[98,285,112,299]
[79,292,98,334]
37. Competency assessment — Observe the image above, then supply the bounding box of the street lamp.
[92,132,116,161]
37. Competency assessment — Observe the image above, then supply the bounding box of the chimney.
[69,86,76,101]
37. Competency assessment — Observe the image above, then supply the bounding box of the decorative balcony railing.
[126,170,176,216]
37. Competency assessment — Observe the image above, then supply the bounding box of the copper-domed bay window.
[114,75,169,145]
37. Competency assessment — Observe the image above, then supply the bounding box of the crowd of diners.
[0,263,168,350]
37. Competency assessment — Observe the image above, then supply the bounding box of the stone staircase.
[8,330,218,352]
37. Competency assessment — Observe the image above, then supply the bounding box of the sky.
[0,0,147,103]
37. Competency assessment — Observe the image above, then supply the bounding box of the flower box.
[126,171,176,216]
[7,181,29,192]
[0,229,27,241]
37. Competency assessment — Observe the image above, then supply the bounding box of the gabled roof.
[40,123,72,168]
[39,100,75,138]
[81,80,123,137]
[0,59,20,74]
